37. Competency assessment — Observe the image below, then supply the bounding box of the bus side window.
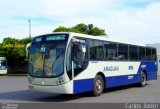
[117,44,129,60]
[139,47,146,60]
[146,48,152,61]
[105,42,117,60]
[89,40,104,60]
[151,48,156,61]
[129,45,138,61]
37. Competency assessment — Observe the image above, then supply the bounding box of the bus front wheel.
[93,75,104,96]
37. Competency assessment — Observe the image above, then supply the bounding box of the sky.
[0,0,160,44]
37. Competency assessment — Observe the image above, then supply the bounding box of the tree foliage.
[0,37,32,72]
[53,23,107,36]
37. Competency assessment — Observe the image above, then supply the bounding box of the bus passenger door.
[71,38,88,78]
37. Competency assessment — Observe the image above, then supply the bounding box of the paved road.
[0,76,160,103]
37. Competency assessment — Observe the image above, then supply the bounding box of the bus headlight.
[28,77,34,84]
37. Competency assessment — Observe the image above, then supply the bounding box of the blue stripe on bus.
[73,73,157,94]
[105,74,140,88]
[73,74,139,94]
[73,78,94,94]
[137,61,157,80]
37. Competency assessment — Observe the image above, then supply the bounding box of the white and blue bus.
[28,32,157,96]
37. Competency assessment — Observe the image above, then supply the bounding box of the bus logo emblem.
[129,66,133,70]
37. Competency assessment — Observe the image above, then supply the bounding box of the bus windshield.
[0,58,7,70]
[29,34,68,77]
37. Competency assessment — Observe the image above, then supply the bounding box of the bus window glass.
[139,47,146,60]
[72,37,88,77]
[0,57,7,74]
[29,34,68,77]
[151,48,156,61]
[118,44,128,60]
[89,40,104,60]
[0,60,7,70]
[105,42,117,60]
[146,48,152,60]
[129,45,138,61]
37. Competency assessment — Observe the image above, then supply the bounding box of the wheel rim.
[95,80,102,92]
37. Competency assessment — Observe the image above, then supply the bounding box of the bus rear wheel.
[93,75,104,96]
[139,72,146,87]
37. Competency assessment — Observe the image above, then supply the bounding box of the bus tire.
[93,75,104,96]
[139,72,146,87]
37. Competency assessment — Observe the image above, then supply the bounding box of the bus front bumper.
[0,70,7,74]
[29,81,73,94]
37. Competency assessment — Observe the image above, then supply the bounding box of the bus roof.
[69,32,146,47]
[35,32,154,48]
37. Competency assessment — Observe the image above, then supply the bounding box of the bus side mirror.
[26,43,31,59]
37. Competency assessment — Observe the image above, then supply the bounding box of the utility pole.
[28,19,31,37]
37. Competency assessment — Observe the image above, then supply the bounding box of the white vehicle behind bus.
[0,57,8,74]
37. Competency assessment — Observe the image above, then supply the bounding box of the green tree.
[54,26,71,32]
[0,44,5,57]
[0,37,32,73]
[53,23,107,36]
[72,23,88,34]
